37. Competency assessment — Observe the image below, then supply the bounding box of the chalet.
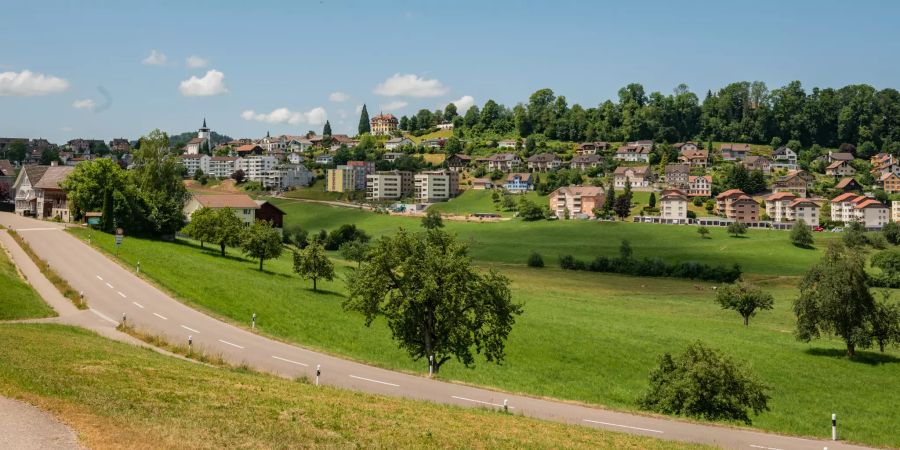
[659,189,689,223]
[742,156,771,174]
[825,160,855,177]
[183,193,260,226]
[687,175,712,197]
[879,172,900,194]
[721,143,751,161]
[575,142,609,155]
[678,148,709,168]
[384,137,413,150]
[446,154,472,172]
[834,177,862,193]
[772,170,815,197]
[549,185,605,219]
[570,154,602,171]
[527,153,562,172]
[486,153,522,172]
[613,165,653,189]
[503,173,533,194]
[827,151,854,164]
[12,165,48,217]
[235,144,263,156]
[664,164,691,187]
[13,165,74,221]
[614,142,651,163]
[771,146,798,170]
[673,142,699,153]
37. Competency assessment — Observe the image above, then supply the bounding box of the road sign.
[87,217,100,225]
[115,228,124,246]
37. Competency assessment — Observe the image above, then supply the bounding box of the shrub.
[638,342,770,424]
[325,224,370,251]
[882,221,900,245]
[790,219,813,248]
[727,221,747,237]
[559,255,577,270]
[527,252,544,268]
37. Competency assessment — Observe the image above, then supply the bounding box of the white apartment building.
[414,170,458,203]
[831,193,888,228]
[208,156,238,178]
[659,189,689,223]
[892,201,900,223]
[181,154,210,176]
[261,164,314,190]
[366,171,413,201]
[237,155,278,182]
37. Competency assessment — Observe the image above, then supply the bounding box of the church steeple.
[202,118,207,128]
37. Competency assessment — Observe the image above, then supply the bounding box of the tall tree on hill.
[603,179,616,215]
[443,102,458,121]
[294,242,334,292]
[358,104,371,135]
[241,220,284,271]
[323,120,333,137]
[399,115,409,131]
[131,129,189,236]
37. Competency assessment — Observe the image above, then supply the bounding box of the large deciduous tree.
[240,220,284,271]
[716,282,774,326]
[344,229,523,373]
[181,207,215,248]
[60,157,140,232]
[131,129,189,236]
[421,209,444,229]
[293,242,334,291]
[790,219,814,248]
[209,208,244,256]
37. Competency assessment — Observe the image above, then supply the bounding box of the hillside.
[0,324,700,450]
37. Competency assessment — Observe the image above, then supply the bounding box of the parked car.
[813,226,824,232]
[830,227,844,232]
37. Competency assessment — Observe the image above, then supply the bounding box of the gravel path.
[0,397,80,449]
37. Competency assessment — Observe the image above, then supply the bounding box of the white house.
[613,165,653,189]
[659,189,689,223]
[183,193,260,226]
[384,137,414,150]
[771,146,798,171]
[315,154,334,165]
[181,154,210,176]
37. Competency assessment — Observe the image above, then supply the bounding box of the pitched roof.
[829,152,854,161]
[236,144,262,153]
[192,194,260,209]
[22,165,49,186]
[720,143,752,152]
[789,198,819,208]
[834,177,859,189]
[616,145,650,154]
[716,188,746,200]
[187,137,206,145]
[880,172,900,181]
[553,185,605,197]
[680,149,708,159]
[613,165,650,175]
[665,163,691,175]
[831,192,861,203]
[0,159,14,177]
[826,160,847,170]
[505,172,532,183]
[660,189,688,201]
[688,175,711,183]
[255,200,286,215]
[766,192,797,201]
[34,166,74,190]
[527,153,560,163]
[488,153,520,162]
[855,198,887,210]
[571,154,602,163]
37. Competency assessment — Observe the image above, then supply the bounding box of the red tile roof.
[192,194,260,209]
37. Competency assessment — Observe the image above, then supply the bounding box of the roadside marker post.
[832,413,837,441]
[503,399,509,412]
[188,335,193,353]
[136,261,140,273]
[252,313,256,330]
[122,313,127,327]
[429,355,434,376]
[316,365,321,386]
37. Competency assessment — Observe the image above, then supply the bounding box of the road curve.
[0,213,873,450]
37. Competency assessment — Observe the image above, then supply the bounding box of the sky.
[2,0,900,143]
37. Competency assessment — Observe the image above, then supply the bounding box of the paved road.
[0,397,81,450]
[0,213,873,450]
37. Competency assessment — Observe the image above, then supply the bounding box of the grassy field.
[405,128,453,144]
[0,237,55,320]
[282,180,346,202]
[0,324,699,450]
[429,189,549,217]
[271,199,834,276]
[69,226,900,447]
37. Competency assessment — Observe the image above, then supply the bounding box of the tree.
[421,209,444,229]
[283,224,309,249]
[648,192,656,208]
[241,220,284,270]
[698,226,710,239]
[6,140,26,164]
[358,104,371,135]
[209,208,244,256]
[871,295,900,352]
[344,229,523,374]
[716,282,774,326]
[443,102,458,121]
[181,207,215,248]
[325,224,369,251]
[40,147,60,165]
[790,219,814,248]
[231,169,246,184]
[517,198,544,221]
[727,221,747,237]
[872,248,900,279]
[60,157,139,232]
[882,221,900,245]
[619,239,633,259]
[294,242,334,291]
[444,136,462,156]
[603,179,616,216]
[794,242,876,357]
[132,129,189,236]
[339,239,370,268]
[842,221,867,248]
[527,251,544,268]
[323,120,333,137]
[638,342,770,424]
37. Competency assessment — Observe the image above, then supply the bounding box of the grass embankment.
[69,226,900,447]
[0,324,698,450]
[8,229,86,310]
[428,189,549,217]
[0,234,55,320]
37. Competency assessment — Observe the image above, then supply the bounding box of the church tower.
[198,118,211,141]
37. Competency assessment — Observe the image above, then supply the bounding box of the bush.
[527,252,544,268]
[558,253,740,283]
[639,342,770,424]
[790,220,813,248]
[325,224,370,251]
[727,221,747,237]
[882,221,900,245]
[686,210,697,219]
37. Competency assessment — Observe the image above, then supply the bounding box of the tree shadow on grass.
[804,347,900,365]
[246,267,294,279]
[171,239,250,264]
[302,288,345,298]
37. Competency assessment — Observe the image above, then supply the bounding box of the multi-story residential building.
[720,143,751,161]
[676,143,708,167]
[526,153,562,172]
[664,164,691,187]
[613,165,653,189]
[742,155,771,174]
[570,154,602,171]
[446,154,472,172]
[892,201,900,223]
[503,173,533,193]
[826,160,856,177]
[208,156,238,178]
[366,170,414,201]
[549,185,605,219]
[370,113,399,136]
[879,172,900,194]
[180,154,210,176]
[659,189,689,223]
[687,175,712,197]
[715,189,759,222]
[772,170,815,197]
[109,138,131,153]
[414,170,459,203]
[614,142,651,162]
[790,198,821,226]
[486,153,522,171]
[575,141,609,155]
[260,164,314,190]
[764,192,798,222]
[497,140,518,150]
[384,137,414,150]
[831,193,889,228]
[326,164,367,192]
[771,146,798,171]
[238,155,278,183]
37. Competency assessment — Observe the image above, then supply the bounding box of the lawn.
[270,199,835,276]
[428,189,549,217]
[405,128,453,144]
[281,180,346,202]
[0,324,698,450]
[0,236,55,320]
[69,226,900,448]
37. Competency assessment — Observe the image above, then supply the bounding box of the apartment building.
[238,155,278,182]
[715,189,760,222]
[831,193,889,228]
[366,170,413,201]
[414,170,459,203]
[659,189,689,223]
[548,185,605,219]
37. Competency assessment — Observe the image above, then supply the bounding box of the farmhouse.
[183,193,260,226]
[772,170,814,197]
[446,153,472,172]
[254,200,286,229]
[549,185,605,219]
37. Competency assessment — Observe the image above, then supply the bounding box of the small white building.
[384,137,414,150]
[183,193,260,226]
[659,189,689,223]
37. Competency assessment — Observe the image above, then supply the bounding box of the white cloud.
[179,70,228,96]
[448,95,475,113]
[72,98,96,111]
[329,91,350,102]
[186,55,208,68]
[0,70,69,96]
[142,49,167,66]
[374,73,448,98]
[380,100,408,111]
[241,107,328,126]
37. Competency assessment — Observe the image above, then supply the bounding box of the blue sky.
[2,0,899,143]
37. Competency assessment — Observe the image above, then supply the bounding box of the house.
[789,198,821,226]
[366,170,414,201]
[383,152,404,162]
[614,142,651,163]
[831,193,889,228]
[315,154,334,165]
[879,172,900,194]
[613,165,653,189]
[254,200,286,229]
[570,154,603,171]
[764,192,799,222]
[235,144,263,156]
[771,146,798,170]
[503,173,533,194]
[0,159,15,187]
[575,142,609,155]
[720,143,751,161]
[384,137,413,150]
[370,113,399,136]
[659,189,689,223]
[180,154,210,177]
[715,189,759,222]
[678,148,709,168]
[834,177,862,193]
[527,153,562,172]
[772,170,815,197]
[825,160,856,177]
[486,153,522,171]
[893,201,900,223]
[414,170,459,203]
[497,140,518,149]
[742,156,771,174]
[183,194,260,226]
[109,138,131,153]
[549,185,605,219]
[664,164,691,187]
[437,122,454,131]
[13,165,49,217]
[422,138,446,149]
[471,178,493,190]
[285,138,314,153]
[33,165,74,221]
[827,151,855,164]
[446,154,472,172]
[287,153,305,165]
[687,175,712,197]
[185,119,211,155]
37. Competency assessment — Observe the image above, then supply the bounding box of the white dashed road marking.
[152,313,168,320]
[132,302,144,309]
[96,275,103,280]
[272,356,308,367]
[181,325,199,333]
[582,419,663,434]
[218,339,244,349]
[451,395,514,409]
[117,291,127,298]
[89,308,118,325]
[105,282,114,289]
[750,445,783,450]
[350,375,399,387]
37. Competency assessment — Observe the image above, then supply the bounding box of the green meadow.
[0,236,55,320]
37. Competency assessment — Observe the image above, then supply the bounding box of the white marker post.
[316,365,321,386]
[188,335,193,353]
[252,313,256,330]
[832,413,837,441]
[122,313,127,327]
[136,261,140,273]
[503,399,508,413]
[429,355,434,376]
